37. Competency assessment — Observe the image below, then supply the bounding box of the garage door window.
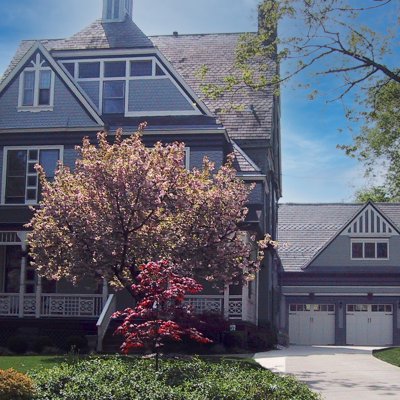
[347,304,368,312]
[371,305,392,312]
[314,304,335,312]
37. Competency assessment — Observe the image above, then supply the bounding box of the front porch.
[0,293,104,318]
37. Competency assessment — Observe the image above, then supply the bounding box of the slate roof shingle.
[1,21,275,144]
[278,203,400,272]
[151,33,275,142]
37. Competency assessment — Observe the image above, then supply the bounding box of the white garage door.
[289,304,335,345]
[346,304,393,346]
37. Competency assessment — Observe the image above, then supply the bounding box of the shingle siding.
[189,149,223,169]
[78,81,100,108]
[63,147,78,171]
[278,203,400,272]
[309,234,400,270]
[0,75,99,129]
[128,79,194,112]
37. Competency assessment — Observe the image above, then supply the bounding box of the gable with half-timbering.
[308,203,400,270]
[0,46,103,130]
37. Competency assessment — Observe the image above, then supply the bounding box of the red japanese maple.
[113,260,211,368]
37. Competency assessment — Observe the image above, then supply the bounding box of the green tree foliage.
[200,0,399,102]
[343,80,400,201]
[354,186,395,203]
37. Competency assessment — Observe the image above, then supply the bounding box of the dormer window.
[61,56,199,116]
[351,239,389,260]
[18,53,54,112]
[103,81,125,113]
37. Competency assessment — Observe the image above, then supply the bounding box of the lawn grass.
[373,347,400,367]
[0,355,68,373]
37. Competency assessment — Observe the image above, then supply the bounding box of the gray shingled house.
[278,202,400,346]
[0,0,281,350]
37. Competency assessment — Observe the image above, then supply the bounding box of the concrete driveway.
[254,346,400,400]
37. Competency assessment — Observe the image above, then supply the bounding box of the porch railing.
[0,293,104,318]
[185,295,243,319]
[0,294,19,316]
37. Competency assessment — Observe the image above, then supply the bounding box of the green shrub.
[7,336,28,355]
[32,336,54,354]
[0,368,35,400]
[247,329,277,351]
[31,356,320,400]
[64,335,88,353]
[223,331,246,349]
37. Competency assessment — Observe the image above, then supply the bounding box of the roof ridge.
[149,31,256,37]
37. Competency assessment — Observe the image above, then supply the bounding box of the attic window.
[62,62,75,77]
[104,61,126,77]
[156,64,166,76]
[18,53,54,111]
[351,240,389,260]
[130,60,152,76]
[78,62,100,79]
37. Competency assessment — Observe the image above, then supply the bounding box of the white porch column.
[223,285,229,318]
[241,283,248,322]
[18,242,27,318]
[35,275,42,318]
[102,277,108,306]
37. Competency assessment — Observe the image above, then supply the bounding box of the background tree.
[114,260,211,370]
[200,0,399,199]
[200,0,399,101]
[28,128,273,297]
[342,80,400,201]
[354,185,395,203]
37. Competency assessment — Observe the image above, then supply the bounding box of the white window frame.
[61,56,200,116]
[1,146,63,205]
[350,239,389,260]
[18,53,55,112]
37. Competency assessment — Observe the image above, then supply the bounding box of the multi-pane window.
[66,57,168,115]
[19,54,54,110]
[104,61,126,78]
[78,62,100,79]
[3,147,61,204]
[130,60,153,77]
[22,71,35,106]
[38,71,51,105]
[21,69,53,107]
[103,81,125,114]
[351,240,389,259]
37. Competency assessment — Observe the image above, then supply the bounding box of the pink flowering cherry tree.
[114,260,212,370]
[28,127,274,297]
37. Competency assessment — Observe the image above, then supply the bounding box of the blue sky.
[0,0,384,203]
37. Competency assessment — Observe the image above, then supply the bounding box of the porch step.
[100,319,124,353]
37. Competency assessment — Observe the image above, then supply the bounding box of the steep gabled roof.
[278,203,400,272]
[1,24,276,144]
[51,18,154,50]
[151,33,275,143]
[0,41,104,127]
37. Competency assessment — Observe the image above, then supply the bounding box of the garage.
[346,304,393,346]
[289,303,335,345]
